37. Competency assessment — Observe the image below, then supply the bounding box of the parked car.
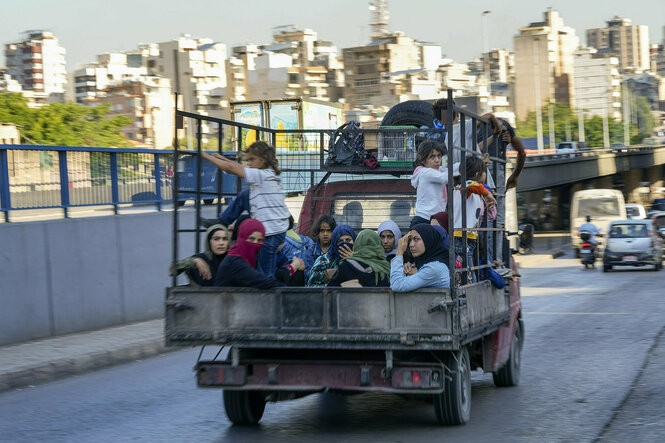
[625,203,647,220]
[610,143,628,153]
[602,220,663,272]
[555,142,581,154]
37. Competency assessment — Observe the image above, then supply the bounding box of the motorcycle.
[579,230,597,269]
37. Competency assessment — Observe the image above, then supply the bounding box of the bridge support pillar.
[647,165,664,190]
[622,169,643,203]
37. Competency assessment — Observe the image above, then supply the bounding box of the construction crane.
[369,0,390,41]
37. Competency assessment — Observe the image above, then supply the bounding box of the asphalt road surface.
[1,252,664,442]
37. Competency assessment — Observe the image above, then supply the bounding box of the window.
[332,192,416,231]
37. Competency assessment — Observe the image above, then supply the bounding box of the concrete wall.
[0,211,197,346]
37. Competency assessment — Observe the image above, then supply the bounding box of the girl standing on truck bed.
[202,141,290,277]
[327,230,390,287]
[390,224,450,291]
[410,140,456,229]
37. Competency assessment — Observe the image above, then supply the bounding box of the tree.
[0,93,132,147]
[517,101,644,148]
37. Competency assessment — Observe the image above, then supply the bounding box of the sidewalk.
[0,319,166,393]
[514,231,571,268]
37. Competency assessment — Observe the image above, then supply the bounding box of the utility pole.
[532,38,544,153]
[603,91,610,148]
[482,10,492,113]
[623,81,630,146]
[548,104,556,150]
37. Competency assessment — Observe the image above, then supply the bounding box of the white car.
[625,203,647,220]
[603,220,663,272]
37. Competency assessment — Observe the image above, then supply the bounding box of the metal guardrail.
[0,144,175,222]
[2,139,662,223]
[512,145,664,163]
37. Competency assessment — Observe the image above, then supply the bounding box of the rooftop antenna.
[369,0,389,41]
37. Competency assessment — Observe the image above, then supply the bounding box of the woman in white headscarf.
[377,220,402,262]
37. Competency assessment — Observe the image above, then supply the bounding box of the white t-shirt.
[244,167,290,236]
[411,163,459,219]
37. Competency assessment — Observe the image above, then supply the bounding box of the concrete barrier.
[0,211,195,346]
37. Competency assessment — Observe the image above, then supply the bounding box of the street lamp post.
[482,10,492,113]
[532,38,544,153]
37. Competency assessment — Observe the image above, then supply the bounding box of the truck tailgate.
[166,283,509,350]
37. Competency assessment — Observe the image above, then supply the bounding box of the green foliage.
[0,92,132,147]
[517,100,654,148]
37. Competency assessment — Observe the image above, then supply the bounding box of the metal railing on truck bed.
[171,91,508,287]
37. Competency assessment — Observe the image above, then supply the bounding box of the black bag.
[326,121,365,166]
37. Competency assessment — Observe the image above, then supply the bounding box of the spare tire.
[380,100,434,128]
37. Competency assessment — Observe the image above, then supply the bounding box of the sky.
[2,0,664,70]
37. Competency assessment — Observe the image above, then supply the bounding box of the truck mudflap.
[196,360,445,394]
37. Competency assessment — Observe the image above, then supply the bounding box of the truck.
[570,188,627,256]
[167,96,523,426]
[231,98,344,152]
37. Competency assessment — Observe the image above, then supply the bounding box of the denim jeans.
[257,231,286,276]
[218,187,250,225]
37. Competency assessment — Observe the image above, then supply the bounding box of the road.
[1,252,664,442]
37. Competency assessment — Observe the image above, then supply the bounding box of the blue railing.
[0,143,326,222]
[0,144,177,222]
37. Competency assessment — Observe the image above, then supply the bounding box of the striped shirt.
[244,167,290,236]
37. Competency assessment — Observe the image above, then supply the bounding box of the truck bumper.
[196,360,445,394]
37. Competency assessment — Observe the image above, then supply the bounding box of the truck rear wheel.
[223,390,266,425]
[493,320,523,387]
[434,347,471,425]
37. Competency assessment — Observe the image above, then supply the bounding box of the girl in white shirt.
[410,140,458,229]
[202,141,290,276]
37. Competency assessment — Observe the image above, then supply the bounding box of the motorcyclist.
[579,215,601,250]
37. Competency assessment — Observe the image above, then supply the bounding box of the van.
[570,189,626,255]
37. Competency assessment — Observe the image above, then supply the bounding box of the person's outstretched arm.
[201,152,245,178]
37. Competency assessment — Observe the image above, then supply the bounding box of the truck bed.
[166,282,510,351]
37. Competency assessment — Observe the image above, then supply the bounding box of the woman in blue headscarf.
[306,224,356,287]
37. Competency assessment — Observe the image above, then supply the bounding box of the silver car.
[603,220,663,272]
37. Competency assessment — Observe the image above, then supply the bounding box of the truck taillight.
[392,368,443,389]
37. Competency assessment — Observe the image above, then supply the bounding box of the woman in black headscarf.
[170,224,230,286]
[390,224,450,291]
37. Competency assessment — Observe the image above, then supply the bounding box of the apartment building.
[513,9,579,120]
[4,30,67,101]
[573,47,622,120]
[587,17,650,72]
[72,48,156,103]
[342,33,422,108]
[246,54,335,102]
[146,35,228,122]
[0,69,23,94]
[84,77,174,148]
